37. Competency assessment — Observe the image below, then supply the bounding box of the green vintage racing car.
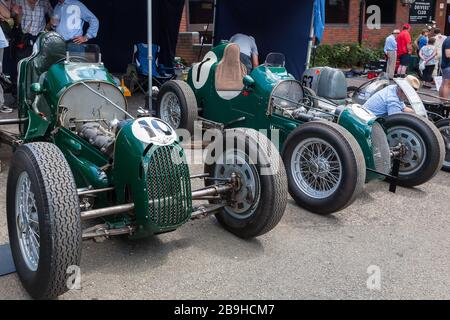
[156,42,444,215]
[0,33,288,299]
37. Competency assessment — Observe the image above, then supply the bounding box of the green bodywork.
[16,32,193,237]
[188,43,383,182]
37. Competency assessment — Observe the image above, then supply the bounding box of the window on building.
[325,0,350,24]
[188,0,214,25]
[365,0,396,24]
[187,0,215,44]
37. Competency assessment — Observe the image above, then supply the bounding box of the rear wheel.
[7,143,81,299]
[432,118,450,172]
[205,128,287,239]
[282,121,366,215]
[385,113,444,186]
[156,80,198,134]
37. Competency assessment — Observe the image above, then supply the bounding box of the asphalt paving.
[0,94,449,300]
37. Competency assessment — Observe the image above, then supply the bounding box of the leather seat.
[215,43,247,92]
[25,32,66,100]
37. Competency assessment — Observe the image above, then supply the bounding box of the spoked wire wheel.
[160,91,182,129]
[282,121,366,215]
[156,80,198,134]
[15,172,40,272]
[291,138,342,199]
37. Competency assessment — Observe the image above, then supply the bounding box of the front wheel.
[435,118,450,172]
[156,80,198,134]
[7,143,81,299]
[204,128,288,239]
[282,121,366,215]
[385,113,444,187]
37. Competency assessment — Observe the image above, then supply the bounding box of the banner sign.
[409,0,436,24]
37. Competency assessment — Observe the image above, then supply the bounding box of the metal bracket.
[366,158,400,193]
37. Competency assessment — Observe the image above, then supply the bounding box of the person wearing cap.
[363,75,420,117]
[384,29,400,79]
[397,24,413,76]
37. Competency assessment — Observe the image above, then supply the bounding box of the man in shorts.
[439,36,450,99]
[397,24,413,76]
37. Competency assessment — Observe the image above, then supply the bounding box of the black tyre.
[282,121,366,215]
[7,143,81,299]
[435,118,450,172]
[204,128,287,239]
[156,80,198,134]
[385,113,445,186]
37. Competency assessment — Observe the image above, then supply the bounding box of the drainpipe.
[358,0,366,45]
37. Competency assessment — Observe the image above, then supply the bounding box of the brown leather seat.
[215,43,247,91]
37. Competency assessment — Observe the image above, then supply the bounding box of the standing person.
[439,36,450,99]
[397,24,413,77]
[0,0,12,113]
[415,29,429,54]
[433,28,446,75]
[419,37,437,88]
[10,0,53,96]
[229,33,259,73]
[384,29,400,79]
[52,0,99,44]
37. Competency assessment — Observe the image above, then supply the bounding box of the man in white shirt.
[433,28,447,75]
[229,33,259,73]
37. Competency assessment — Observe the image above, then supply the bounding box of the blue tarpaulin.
[314,0,326,44]
[214,0,315,80]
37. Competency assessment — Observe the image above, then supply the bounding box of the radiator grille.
[146,145,192,229]
[371,122,391,175]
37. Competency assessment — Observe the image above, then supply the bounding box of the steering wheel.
[55,56,91,64]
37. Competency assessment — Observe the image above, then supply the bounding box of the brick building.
[176,0,450,66]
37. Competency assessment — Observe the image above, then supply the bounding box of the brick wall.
[322,0,448,47]
[175,1,449,65]
[179,5,188,32]
[176,32,210,66]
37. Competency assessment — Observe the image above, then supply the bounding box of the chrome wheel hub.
[160,92,181,129]
[387,127,426,175]
[214,150,261,219]
[15,172,40,272]
[291,138,342,199]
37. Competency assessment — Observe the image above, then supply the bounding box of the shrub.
[312,43,384,68]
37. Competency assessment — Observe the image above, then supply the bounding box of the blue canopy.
[214,0,315,79]
[314,0,326,44]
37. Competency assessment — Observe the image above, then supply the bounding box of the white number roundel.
[191,51,217,90]
[66,5,82,31]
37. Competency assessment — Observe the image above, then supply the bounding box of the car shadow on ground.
[79,216,264,276]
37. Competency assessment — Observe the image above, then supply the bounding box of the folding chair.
[125,43,175,94]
